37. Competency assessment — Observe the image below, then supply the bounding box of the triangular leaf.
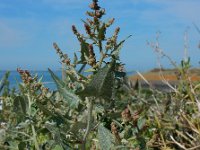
[13,96,27,114]
[52,145,64,150]
[48,69,80,109]
[79,61,115,100]
[45,122,62,145]
[97,124,115,150]
[48,69,65,88]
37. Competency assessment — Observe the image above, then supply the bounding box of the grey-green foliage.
[49,69,80,109]
[0,71,10,95]
[13,96,26,114]
[97,124,115,150]
[79,61,115,100]
[80,41,89,63]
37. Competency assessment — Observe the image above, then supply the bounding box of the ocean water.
[0,70,135,90]
[0,70,62,90]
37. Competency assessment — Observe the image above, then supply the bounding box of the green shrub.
[1,0,200,150]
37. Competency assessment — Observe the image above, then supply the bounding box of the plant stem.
[82,97,93,149]
[78,64,86,73]
[31,125,40,150]
[62,62,67,81]
[97,37,105,69]
[27,92,39,150]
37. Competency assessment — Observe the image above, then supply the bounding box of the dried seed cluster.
[88,44,97,67]
[53,42,71,65]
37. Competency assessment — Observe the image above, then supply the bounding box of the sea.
[0,70,135,91]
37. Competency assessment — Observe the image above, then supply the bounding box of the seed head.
[121,108,132,123]
[115,27,120,35]
[89,2,100,10]
[86,11,95,17]
[88,44,94,55]
[84,23,91,35]
[72,25,78,34]
[87,18,94,25]
[106,18,115,27]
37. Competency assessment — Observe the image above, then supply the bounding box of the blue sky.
[0,0,200,71]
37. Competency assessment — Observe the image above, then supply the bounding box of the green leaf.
[79,61,115,100]
[45,122,62,144]
[13,96,27,114]
[80,41,89,63]
[52,145,64,150]
[97,124,115,150]
[18,142,26,150]
[48,69,65,88]
[69,121,86,134]
[49,69,80,109]
[73,52,78,66]
[0,71,10,93]
[98,23,106,40]
[137,117,146,130]
[0,129,6,142]
[115,71,126,78]
[84,68,96,73]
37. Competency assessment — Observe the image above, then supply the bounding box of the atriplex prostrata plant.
[1,0,200,150]
[50,0,133,149]
[0,0,133,149]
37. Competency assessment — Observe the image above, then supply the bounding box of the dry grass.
[129,68,200,82]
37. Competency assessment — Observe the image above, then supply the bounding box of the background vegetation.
[0,0,200,149]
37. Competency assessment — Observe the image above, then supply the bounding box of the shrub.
[1,0,200,150]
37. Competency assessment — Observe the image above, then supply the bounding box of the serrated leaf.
[97,124,115,150]
[48,69,80,109]
[79,61,115,100]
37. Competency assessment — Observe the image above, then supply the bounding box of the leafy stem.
[82,97,94,149]
[31,124,40,150]
[27,92,39,150]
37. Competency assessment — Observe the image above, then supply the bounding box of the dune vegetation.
[1,0,200,150]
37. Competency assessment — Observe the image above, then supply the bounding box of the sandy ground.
[129,71,200,92]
